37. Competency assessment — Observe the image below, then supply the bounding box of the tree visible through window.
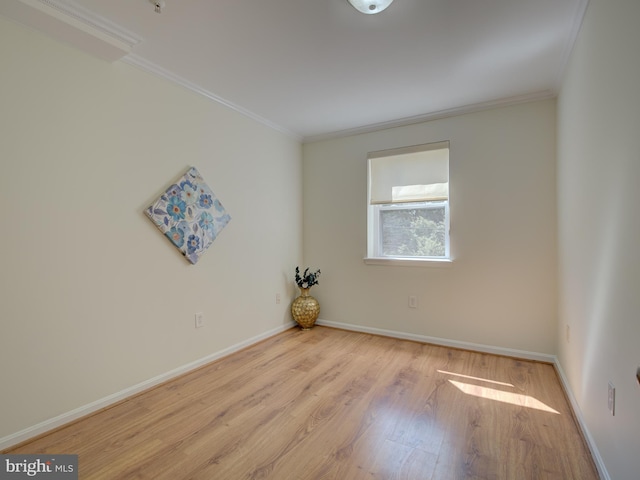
[380,203,446,257]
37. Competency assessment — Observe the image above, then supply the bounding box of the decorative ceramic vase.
[291,287,320,330]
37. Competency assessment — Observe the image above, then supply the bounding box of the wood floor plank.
[4,327,599,479]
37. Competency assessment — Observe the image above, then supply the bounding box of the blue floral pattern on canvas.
[145,167,231,264]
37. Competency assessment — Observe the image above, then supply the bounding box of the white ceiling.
[2,0,588,142]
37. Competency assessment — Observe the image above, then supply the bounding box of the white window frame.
[365,141,452,266]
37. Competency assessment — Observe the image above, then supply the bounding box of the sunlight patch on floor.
[436,370,514,387]
[447,380,560,414]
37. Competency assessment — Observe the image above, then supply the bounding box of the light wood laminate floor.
[6,326,599,479]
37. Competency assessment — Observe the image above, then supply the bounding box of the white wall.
[557,0,640,478]
[0,17,302,441]
[303,99,557,355]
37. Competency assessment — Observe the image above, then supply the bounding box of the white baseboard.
[316,319,555,363]
[2,319,610,480]
[316,318,610,479]
[553,360,610,480]
[0,322,296,451]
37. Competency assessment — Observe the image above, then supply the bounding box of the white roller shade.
[369,141,449,205]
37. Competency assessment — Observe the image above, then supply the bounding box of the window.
[367,141,450,262]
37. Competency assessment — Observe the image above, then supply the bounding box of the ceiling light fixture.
[347,0,394,14]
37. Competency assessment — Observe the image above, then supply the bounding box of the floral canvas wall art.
[145,167,231,264]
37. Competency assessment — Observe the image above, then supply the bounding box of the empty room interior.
[0,0,638,478]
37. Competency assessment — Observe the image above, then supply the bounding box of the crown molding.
[303,90,557,144]
[0,0,580,144]
[36,0,140,47]
[122,53,303,141]
[554,0,590,90]
[0,0,141,61]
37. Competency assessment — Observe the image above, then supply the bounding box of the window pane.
[380,205,446,257]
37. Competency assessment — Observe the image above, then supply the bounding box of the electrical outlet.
[195,312,204,328]
[275,293,281,304]
[565,324,570,343]
[608,381,615,416]
[408,295,417,309]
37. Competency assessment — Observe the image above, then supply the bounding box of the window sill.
[363,257,453,267]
